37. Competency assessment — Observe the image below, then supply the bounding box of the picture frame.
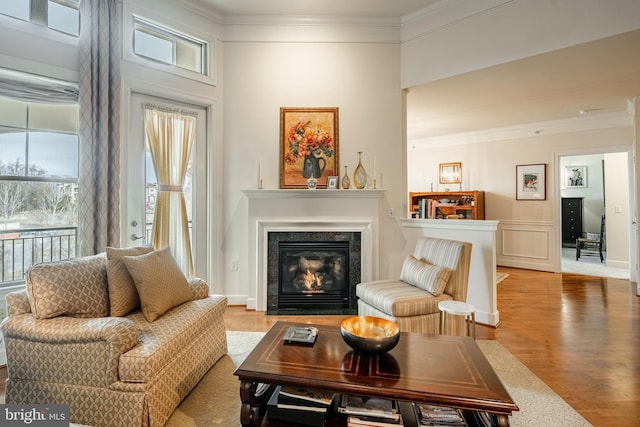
[439,162,461,184]
[280,107,339,189]
[327,176,339,189]
[565,166,587,188]
[516,163,546,200]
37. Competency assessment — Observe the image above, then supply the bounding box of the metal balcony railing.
[0,227,78,285]
[0,221,191,286]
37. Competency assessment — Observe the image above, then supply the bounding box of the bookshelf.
[409,191,485,220]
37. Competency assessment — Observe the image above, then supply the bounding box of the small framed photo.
[565,166,587,188]
[516,163,546,200]
[439,162,461,184]
[327,175,339,189]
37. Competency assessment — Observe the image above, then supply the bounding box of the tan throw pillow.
[400,255,452,296]
[27,254,109,319]
[122,246,192,322]
[106,246,155,316]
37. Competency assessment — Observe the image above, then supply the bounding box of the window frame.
[123,3,217,87]
[0,0,79,37]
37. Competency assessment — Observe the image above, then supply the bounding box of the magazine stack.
[339,394,403,427]
[266,385,336,427]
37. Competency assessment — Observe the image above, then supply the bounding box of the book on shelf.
[266,386,327,427]
[418,198,439,219]
[347,413,404,427]
[278,384,336,407]
[415,403,468,426]
[338,394,401,421]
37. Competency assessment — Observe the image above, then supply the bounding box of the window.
[0,0,30,21]
[0,0,79,37]
[0,96,79,284]
[133,17,207,75]
[47,0,79,36]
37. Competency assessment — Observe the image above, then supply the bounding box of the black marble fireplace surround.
[266,231,361,315]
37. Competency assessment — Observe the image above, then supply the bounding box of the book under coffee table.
[234,321,518,426]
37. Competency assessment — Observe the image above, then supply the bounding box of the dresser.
[562,197,583,247]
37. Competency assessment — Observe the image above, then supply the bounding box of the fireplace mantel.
[242,189,385,199]
[243,189,384,311]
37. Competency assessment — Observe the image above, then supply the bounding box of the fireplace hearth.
[267,231,361,315]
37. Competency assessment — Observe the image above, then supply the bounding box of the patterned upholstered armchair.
[0,248,228,427]
[356,237,472,335]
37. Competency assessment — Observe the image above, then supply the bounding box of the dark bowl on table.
[340,316,400,354]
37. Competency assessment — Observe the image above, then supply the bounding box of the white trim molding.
[497,219,556,272]
[243,189,384,310]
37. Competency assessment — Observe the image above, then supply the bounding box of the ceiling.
[406,29,640,142]
[185,1,640,143]
[189,0,438,18]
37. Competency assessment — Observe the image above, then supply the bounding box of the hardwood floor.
[225,267,640,427]
[1,268,635,425]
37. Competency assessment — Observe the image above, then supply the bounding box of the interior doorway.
[559,152,630,279]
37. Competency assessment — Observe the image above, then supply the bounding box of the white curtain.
[144,108,195,277]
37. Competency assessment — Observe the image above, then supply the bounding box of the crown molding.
[221,19,401,43]
[166,0,225,24]
[221,14,400,27]
[409,111,633,149]
[401,0,514,43]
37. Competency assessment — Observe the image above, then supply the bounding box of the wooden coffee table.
[234,321,518,426]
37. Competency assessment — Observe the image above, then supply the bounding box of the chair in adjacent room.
[576,214,605,263]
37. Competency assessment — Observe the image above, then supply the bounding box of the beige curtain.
[144,108,195,277]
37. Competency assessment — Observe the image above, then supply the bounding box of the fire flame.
[303,268,322,291]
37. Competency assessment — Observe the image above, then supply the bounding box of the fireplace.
[267,231,361,315]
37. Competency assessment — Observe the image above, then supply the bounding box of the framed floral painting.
[280,107,339,189]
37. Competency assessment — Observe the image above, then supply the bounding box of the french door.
[126,93,207,278]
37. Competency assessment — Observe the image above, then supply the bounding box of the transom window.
[133,16,207,75]
[0,0,79,37]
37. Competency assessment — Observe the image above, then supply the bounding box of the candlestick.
[373,156,377,179]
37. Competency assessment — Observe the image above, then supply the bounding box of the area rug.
[165,331,592,426]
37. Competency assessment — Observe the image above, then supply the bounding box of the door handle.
[130,234,145,241]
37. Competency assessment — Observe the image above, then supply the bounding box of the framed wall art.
[439,162,461,184]
[516,163,546,200]
[280,107,339,189]
[565,166,587,188]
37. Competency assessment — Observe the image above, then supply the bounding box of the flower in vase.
[286,120,334,164]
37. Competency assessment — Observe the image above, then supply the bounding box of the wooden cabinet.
[562,197,583,247]
[409,191,485,220]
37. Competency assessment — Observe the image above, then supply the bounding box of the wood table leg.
[239,380,276,426]
[496,414,510,427]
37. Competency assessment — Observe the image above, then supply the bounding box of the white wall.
[401,0,640,88]
[408,126,634,272]
[0,0,638,308]
[604,152,631,269]
[222,40,405,302]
